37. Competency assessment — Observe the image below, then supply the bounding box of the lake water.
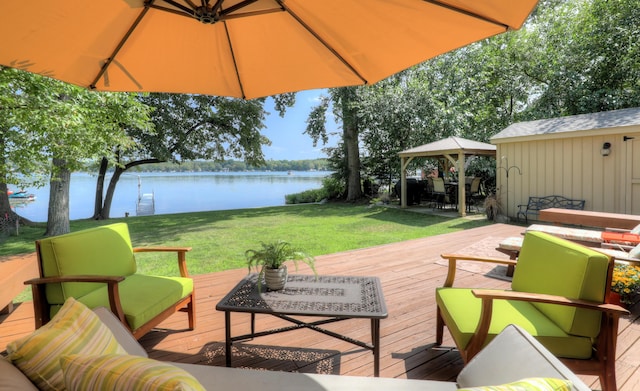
[10,171,331,222]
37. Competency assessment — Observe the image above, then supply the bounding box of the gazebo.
[398,136,497,216]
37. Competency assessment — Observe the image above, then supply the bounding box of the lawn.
[2,203,491,276]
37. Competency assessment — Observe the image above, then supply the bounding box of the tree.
[306,87,363,201]
[518,0,640,118]
[43,91,150,235]
[0,67,52,223]
[92,93,295,219]
[356,70,434,188]
[0,67,152,235]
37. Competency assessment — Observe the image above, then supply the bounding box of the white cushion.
[457,325,588,390]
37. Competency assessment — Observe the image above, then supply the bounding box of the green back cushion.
[512,231,610,338]
[38,223,136,304]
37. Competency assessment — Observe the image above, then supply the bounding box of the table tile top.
[216,274,387,318]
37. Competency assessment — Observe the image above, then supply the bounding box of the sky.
[260,89,339,161]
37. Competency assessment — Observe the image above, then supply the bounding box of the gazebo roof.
[398,136,496,158]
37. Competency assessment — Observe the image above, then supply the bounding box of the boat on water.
[8,190,36,201]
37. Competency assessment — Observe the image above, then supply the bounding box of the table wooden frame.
[215,274,388,376]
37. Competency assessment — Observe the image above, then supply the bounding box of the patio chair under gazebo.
[398,137,496,216]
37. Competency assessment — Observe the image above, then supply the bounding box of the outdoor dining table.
[215,274,388,376]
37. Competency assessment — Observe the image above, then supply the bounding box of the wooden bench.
[516,195,585,224]
[539,208,640,230]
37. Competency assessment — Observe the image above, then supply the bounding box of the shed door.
[627,136,640,214]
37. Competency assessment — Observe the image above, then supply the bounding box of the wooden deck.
[3,223,640,390]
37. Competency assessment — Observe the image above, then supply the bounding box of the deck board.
[3,223,640,390]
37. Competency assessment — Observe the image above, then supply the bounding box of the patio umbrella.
[0,0,538,99]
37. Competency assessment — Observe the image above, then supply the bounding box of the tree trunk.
[0,182,11,216]
[92,157,109,220]
[92,157,161,220]
[102,166,125,219]
[45,158,70,236]
[340,89,362,201]
[344,123,362,201]
[0,181,19,232]
[0,132,14,220]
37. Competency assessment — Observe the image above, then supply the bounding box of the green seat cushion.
[75,274,193,332]
[436,288,594,359]
[512,231,609,338]
[39,223,136,304]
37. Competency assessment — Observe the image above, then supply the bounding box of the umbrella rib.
[219,0,259,16]
[147,4,195,19]
[223,22,247,99]
[90,5,152,89]
[422,0,511,30]
[210,0,225,16]
[276,1,367,85]
[161,0,195,15]
[184,0,198,8]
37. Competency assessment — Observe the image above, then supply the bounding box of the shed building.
[490,107,640,219]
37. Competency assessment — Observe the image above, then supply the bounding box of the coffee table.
[215,274,388,376]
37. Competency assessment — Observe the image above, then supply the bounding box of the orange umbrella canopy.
[0,0,538,99]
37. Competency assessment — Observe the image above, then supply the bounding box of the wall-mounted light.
[601,142,611,156]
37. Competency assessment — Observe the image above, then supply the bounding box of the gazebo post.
[400,156,413,208]
[444,153,466,217]
[457,154,467,217]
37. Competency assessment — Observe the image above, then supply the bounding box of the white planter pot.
[264,265,288,291]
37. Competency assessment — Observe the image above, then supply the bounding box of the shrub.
[321,176,345,199]
[285,188,327,204]
[284,176,344,205]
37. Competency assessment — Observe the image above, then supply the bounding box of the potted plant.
[246,240,316,291]
[483,193,503,221]
[611,263,640,307]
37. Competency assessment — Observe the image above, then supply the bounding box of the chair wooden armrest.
[440,254,518,287]
[24,275,127,329]
[133,246,192,277]
[471,289,629,315]
[133,246,192,253]
[465,289,629,360]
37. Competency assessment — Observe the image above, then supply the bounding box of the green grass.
[2,202,491,277]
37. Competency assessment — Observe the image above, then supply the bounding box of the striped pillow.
[60,354,205,391]
[6,298,126,391]
[458,377,572,390]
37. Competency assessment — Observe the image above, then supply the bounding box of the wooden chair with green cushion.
[435,231,629,391]
[25,223,195,339]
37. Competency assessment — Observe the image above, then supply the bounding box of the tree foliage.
[520,0,640,117]
[0,67,151,234]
